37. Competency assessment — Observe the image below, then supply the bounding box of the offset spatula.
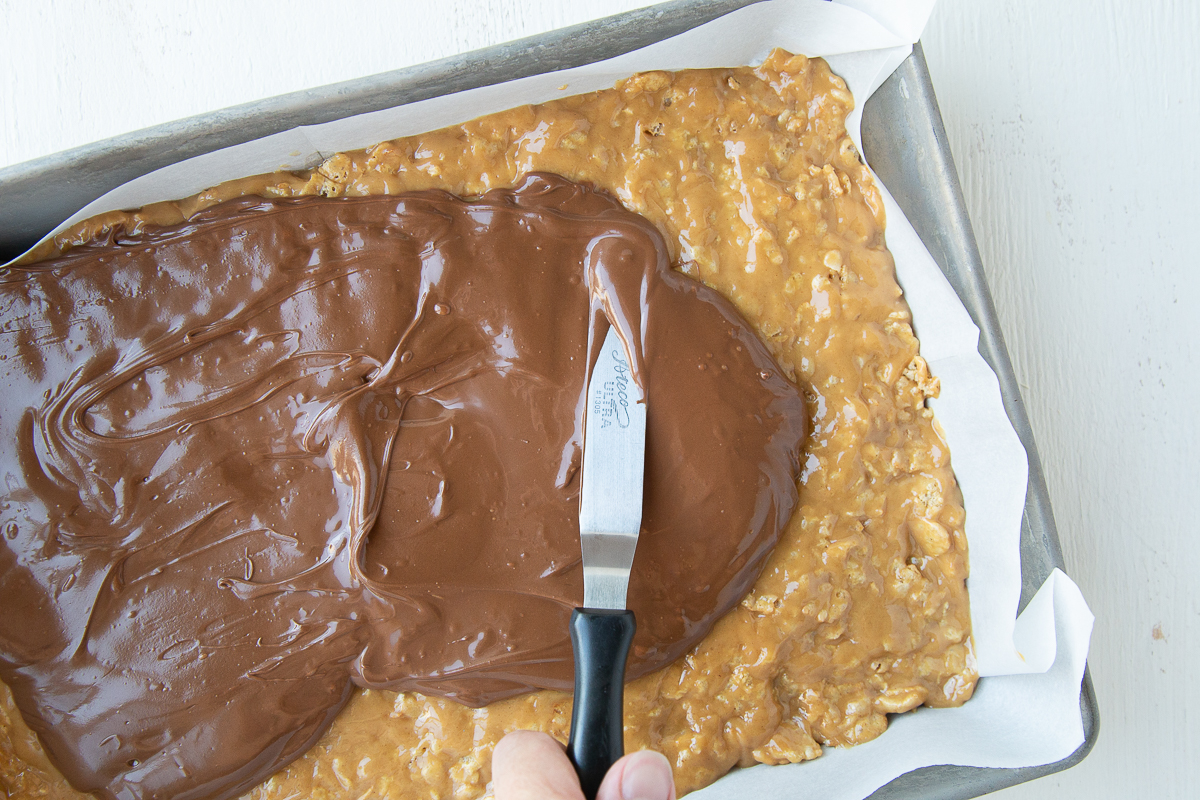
[567,326,648,799]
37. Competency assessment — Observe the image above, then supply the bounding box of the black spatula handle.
[566,607,636,799]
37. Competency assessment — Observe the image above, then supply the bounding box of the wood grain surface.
[1,1,1196,798]
[923,2,1198,798]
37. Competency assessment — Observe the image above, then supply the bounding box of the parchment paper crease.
[9,1,1095,796]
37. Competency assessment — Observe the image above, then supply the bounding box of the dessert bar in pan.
[0,2,1097,798]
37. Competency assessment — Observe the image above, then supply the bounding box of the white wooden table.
[2,1,1196,797]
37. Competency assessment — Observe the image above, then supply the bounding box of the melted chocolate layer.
[0,174,806,799]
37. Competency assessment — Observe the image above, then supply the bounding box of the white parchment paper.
[12,1,1095,796]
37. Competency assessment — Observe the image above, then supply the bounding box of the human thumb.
[595,750,676,800]
[493,731,585,800]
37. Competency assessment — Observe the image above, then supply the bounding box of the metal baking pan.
[859,41,1099,799]
[0,1,1098,797]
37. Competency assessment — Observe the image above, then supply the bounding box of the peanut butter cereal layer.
[1,50,975,799]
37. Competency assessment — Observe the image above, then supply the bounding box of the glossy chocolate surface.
[0,174,806,799]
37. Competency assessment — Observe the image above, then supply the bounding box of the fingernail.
[621,751,674,800]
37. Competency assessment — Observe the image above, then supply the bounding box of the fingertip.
[493,729,551,763]
[493,731,584,800]
[596,749,676,800]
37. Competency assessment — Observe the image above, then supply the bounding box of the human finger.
[493,730,585,800]
[595,749,676,800]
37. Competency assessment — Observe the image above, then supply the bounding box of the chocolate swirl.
[0,174,806,799]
